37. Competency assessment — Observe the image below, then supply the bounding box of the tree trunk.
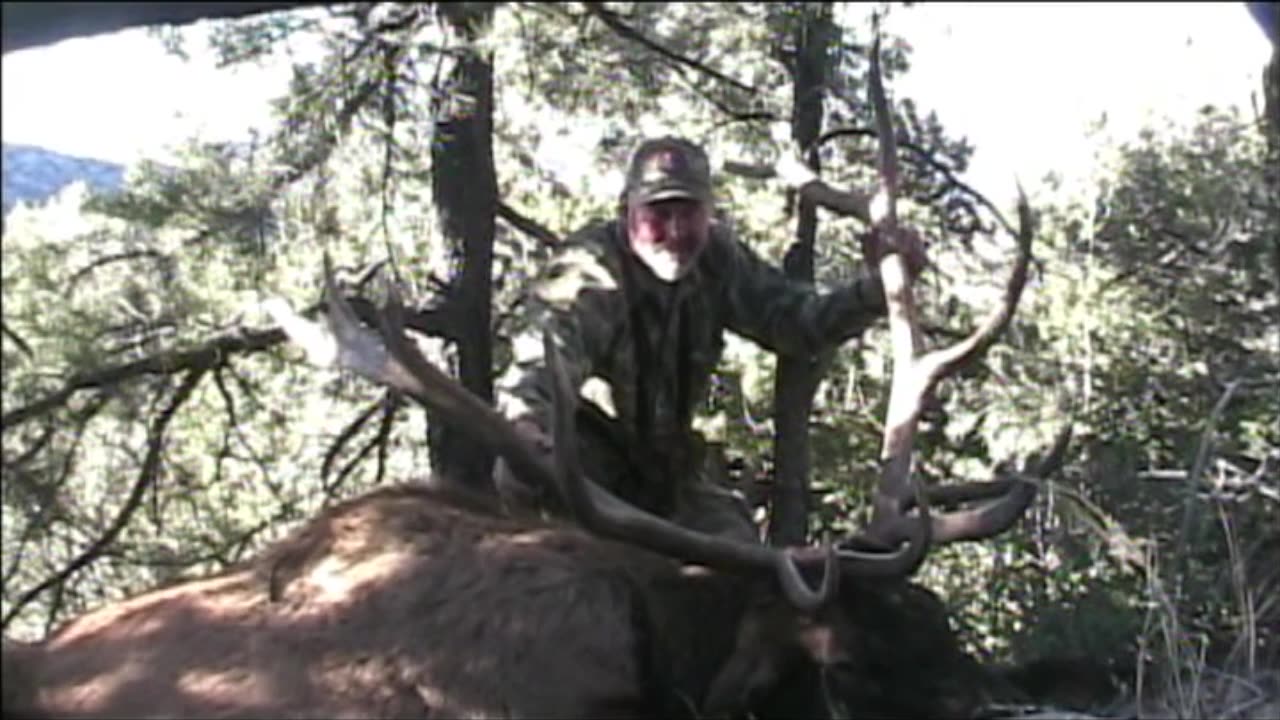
[429,3,498,492]
[768,3,836,546]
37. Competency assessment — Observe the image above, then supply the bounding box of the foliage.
[930,105,1279,680]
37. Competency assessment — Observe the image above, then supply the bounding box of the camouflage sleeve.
[718,228,886,355]
[495,226,622,436]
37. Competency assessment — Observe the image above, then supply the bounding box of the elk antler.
[270,255,926,613]
[721,20,1063,565]
[857,18,1052,556]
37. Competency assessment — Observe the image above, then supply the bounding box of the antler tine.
[876,423,1072,546]
[917,188,1035,387]
[314,254,555,491]
[933,422,1070,545]
[775,545,839,612]
[857,16,934,568]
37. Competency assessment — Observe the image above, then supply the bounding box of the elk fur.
[1,479,892,719]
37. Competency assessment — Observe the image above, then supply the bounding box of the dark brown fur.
[995,655,1132,711]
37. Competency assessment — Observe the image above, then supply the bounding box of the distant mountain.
[2,143,126,216]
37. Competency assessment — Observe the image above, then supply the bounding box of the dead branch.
[326,394,402,499]
[498,200,561,247]
[0,300,454,433]
[2,319,35,359]
[321,396,387,487]
[1,328,283,432]
[725,125,1020,241]
[581,2,758,96]
[2,367,207,631]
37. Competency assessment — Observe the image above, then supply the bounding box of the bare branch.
[813,125,1022,239]
[0,300,454,432]
[328,423,388,499]
[212,365,241,430]
[2,319,35,359]
[66,250,172,295]
[497,200,560,247]
[581,2,758,97]
[373,394,398,490]
[321,397,386,488]
[2,367,207,630]
[1,329,282,433]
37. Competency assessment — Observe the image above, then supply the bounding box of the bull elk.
[1,34,1066,720]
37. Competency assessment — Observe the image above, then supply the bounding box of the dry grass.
[1014,371,1280,720]
[1122,512,1278,720]
[1041,473,1279,719]
[1034,453,1274,712]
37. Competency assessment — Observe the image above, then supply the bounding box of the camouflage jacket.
[496,217,886,505]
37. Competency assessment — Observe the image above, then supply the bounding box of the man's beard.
[632,240,697,282]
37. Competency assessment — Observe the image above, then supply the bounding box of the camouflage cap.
[623,136,714,205]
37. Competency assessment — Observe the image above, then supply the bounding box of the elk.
[2,35,1063,720]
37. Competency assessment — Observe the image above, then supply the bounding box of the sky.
[1,3,1272,202]
[1,20,304,167]
[878,2,1272,196]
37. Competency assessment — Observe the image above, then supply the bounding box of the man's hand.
[860,225,929,281]
[513,416,553,455]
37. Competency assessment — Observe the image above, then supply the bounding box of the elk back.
[1,483,705,719]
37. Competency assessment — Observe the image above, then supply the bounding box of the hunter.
[495,136,926,541]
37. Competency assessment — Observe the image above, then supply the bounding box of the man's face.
[626,197,711,283]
